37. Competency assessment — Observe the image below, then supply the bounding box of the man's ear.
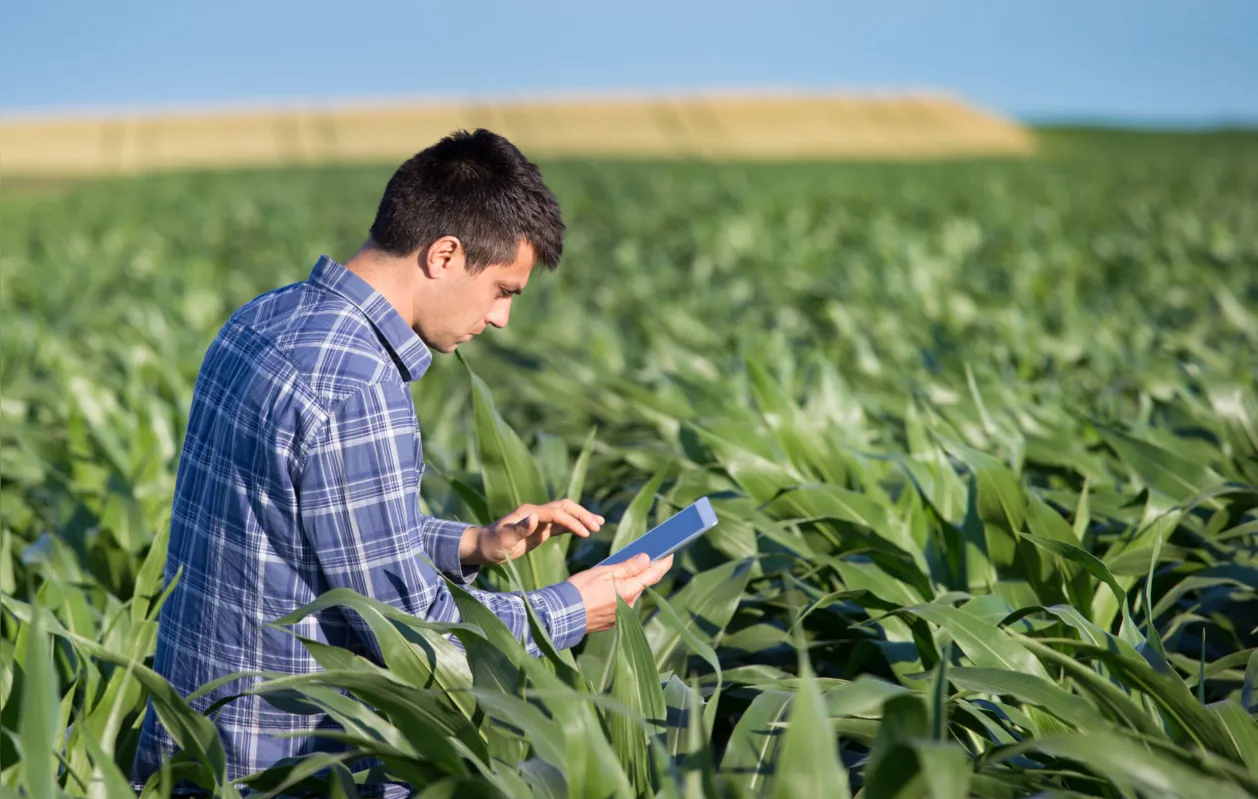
[421,236,463,278]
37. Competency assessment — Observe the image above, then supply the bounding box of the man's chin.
[414,329,460,354]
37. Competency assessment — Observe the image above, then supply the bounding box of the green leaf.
[907,604,1050,680]
[720,690,794,794]
[609,462,670,553]
[0,528,15,596]
[643,558,752,675]
[266,587,477,716]
[414,776,509,798]
[862,691,974,799]
[1243,649,1257,713]
[462,353,566,590]
[940,438,1026,534]
[822,676,912,717]
[565,426,598,505]
[267,668,487,767]
[772,581,851,799]
[831,557,922,609]
[462,355,550,515]
[1099,427,1227,504]
[444,579,526,695]
[912,742,972,799]
[471,689,565,770]
[863,693,928,799]
[1021,535,1143,649]
[271,588,473,694]
[1014,636,1200,741]
[236,752,351,799]
[947,668,1106,729]
[577,626,619,696]
[928,641,950,741]
[1010,730,1251,799]
[523,679,634,799]
[1041,638,1244,763]
[662,674,698,758]
[1210,699,1258,777]
[771,660,851,799]
[608,594,668,795]
[18,599,57,799]
[693,426,806,505]
[644,585,724,737]
[0,597,239,796]
[519,757,566,799]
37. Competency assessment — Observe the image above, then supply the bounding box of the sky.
[4,0,1256,126]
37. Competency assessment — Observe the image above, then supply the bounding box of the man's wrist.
[459,524,484,566]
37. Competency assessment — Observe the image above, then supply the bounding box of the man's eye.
[499,288,512,298]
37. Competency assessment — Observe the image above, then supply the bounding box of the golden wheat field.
[0,92,1034,176]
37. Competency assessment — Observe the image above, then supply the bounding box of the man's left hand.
[459,499,604,567]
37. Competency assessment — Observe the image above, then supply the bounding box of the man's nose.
[486,302,510,328]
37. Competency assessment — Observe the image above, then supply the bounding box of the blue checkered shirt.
[131,255,586,796]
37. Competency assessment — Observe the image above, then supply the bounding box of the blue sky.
[4,0,1255,126]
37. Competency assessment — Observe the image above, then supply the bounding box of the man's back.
[130,255,452,791]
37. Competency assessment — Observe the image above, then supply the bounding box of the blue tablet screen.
[598,497,718,567]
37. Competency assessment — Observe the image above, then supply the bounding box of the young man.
[131,129,673,794]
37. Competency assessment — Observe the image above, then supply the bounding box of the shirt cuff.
[423,516,479,586]
[527,582,587,652]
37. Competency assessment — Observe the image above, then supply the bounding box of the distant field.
[0,92,1034,176]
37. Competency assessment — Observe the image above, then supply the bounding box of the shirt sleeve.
[295,382,587,661]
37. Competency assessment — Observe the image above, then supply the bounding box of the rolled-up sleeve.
[295,382,586,660]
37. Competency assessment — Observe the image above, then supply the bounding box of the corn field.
[1,130,1256,798]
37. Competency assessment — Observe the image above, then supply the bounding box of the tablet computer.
[598,496,718,567]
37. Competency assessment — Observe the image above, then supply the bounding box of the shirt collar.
[307,254,433,382]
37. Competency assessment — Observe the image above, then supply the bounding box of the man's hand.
[459,499,605,567]
[566,553,674,634]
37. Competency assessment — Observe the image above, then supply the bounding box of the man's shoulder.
[218,279,404,407]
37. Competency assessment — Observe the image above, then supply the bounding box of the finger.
[559,498,604,531]
[619,573,655,606]
[501,504,537,525]
[509,513,539,538]
[524,526,551,551]
[541,508,592,538]
[632,555,674,589]
[610,552,651,579]
[538,502,596,536]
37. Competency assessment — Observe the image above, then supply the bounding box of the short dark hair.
[368,128,565,272]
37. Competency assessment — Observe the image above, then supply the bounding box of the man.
[131,128,673,795]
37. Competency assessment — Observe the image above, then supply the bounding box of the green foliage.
[2,131,1257,797]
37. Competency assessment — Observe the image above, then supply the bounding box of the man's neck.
[344,243,416,327]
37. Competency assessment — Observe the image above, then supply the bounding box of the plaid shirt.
[131,255,586,796]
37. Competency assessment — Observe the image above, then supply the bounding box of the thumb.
[611,552,651,579]
[513,513,539,536]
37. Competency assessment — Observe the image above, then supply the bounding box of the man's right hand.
[566,553,674,634]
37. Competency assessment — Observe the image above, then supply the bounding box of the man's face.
[413,238,535,353]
